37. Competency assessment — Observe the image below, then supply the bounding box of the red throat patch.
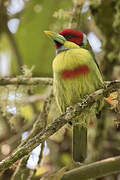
[61,65,90,79]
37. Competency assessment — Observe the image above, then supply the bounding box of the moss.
[90,0,120,79]
[107,52,116,62]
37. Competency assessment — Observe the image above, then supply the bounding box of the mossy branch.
[62,156,120,180]
[0,79,119,173]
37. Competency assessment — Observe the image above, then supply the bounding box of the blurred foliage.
[0,0,120,180]
[11,0,72,76]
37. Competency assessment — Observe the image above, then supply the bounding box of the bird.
[44,29,104,162]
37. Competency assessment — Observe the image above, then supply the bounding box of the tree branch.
[0,80,119,172]
[11,155,30,180]
[19,94,47,104]
[62,156,120,180]
[0,77,119,88]
[0,77,53,86]
[69,0,85,29]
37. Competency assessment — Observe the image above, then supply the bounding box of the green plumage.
[53,41,104,162]
[73,125,87,162]
[53,41,103,111]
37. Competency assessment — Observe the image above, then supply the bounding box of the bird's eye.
[64,34,74,40]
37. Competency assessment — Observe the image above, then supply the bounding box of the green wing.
[81,39,104,80]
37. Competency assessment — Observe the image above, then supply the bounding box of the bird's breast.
[53,48,104,112]
[61,65,90,79]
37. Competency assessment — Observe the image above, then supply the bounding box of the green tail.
[73,124,87,162]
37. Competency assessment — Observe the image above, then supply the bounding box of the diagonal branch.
[62,156,120,180]
[0,80,119,172]
[6,27,23,73]
[11,88,53,179]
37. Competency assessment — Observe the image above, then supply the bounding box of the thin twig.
[27,143,45,180]
[38,142,45,165]
[5,28,23,73]
[19,94,47,104]
[11,155,30,180]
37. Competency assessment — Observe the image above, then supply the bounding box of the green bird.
[44,29,104,162]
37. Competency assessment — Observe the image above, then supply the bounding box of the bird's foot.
[71,160,84,168]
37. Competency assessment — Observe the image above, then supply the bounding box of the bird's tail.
[73,124,87,162]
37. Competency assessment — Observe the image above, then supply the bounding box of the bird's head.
[44,29,89,51]
[59,29,84,46]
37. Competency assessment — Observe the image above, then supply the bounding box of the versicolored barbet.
[44,29,104,162]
